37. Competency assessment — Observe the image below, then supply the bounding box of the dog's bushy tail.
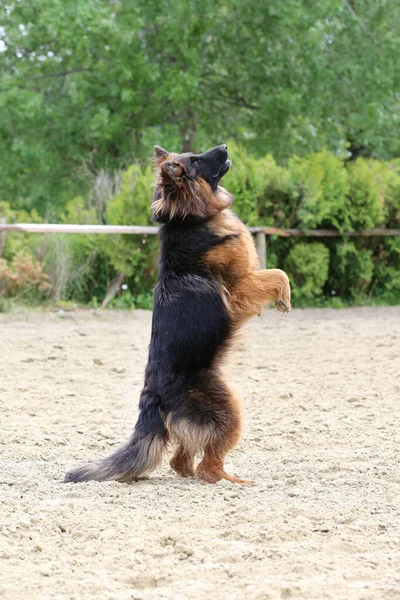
[64,389,167,483]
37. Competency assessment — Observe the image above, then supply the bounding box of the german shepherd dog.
[65,144,291,485]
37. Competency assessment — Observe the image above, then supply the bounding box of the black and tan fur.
[65,144,290,485]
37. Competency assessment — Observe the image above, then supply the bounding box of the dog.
[64,144,291,485]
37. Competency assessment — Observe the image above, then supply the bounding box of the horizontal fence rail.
[1,222,399,271]
[0,223,159,235]
[248,227,400,237]
[1,223,399,237]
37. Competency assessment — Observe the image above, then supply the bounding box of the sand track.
[0,307,399,600]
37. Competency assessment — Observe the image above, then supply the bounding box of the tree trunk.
[101,273,126,308]
[180,113,197,153]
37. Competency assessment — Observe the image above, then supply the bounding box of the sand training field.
[0,307,399,600]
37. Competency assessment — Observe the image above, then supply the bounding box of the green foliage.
[372,237,400,303]
[55,198,112,302]
[1,0,400,216]
[385,160,400,227]
[0,297,10,313]
[3,1,398,308]
[61,197,97,225]
[226,149,400,306]
[329,242,374,301]
[90,296,99,309]
[346,160,388,230]
[284,242,330,305]
[102,165,158,294]
[0,200,113,304]
[133,292,154,311]
[0,202,43,259]
[109,289,154,311]
[40,234,112,303]
[226,146,351,231]
[1,148,399,308]
[225,142,293,227]
[109,289,137,310]
[289,150,349,230]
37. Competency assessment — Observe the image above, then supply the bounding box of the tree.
[1,0,399,215]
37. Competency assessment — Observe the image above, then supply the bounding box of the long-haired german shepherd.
[65,144,291,485]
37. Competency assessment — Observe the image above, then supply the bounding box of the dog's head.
[152,144,233,223]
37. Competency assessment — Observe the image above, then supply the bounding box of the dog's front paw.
[274,299,290,313]
[273,270,291,312]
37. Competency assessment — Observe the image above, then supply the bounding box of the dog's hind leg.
[169,446,195,478]
[167,373,253,484]
[166,413,212,478]
[194,381,253,485]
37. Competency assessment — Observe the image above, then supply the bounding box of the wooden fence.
[1,222,400,271]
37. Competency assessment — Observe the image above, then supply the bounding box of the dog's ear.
[161,161,185,180]
[154,145,169,160]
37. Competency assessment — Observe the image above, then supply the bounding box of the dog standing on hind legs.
[64,144,291,486]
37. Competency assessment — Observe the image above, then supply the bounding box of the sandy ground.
[0,307,399,600]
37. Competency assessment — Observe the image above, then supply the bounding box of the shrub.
[346,159,388,230]
[226,141,294,227]
[284,242,330,305]
[372,237,400,303]
[329,242,374,301]
[288,150,349,230]
[2,148,400,308]
[0,201,43,260]
[101,164,159,294]
[0,252,51,300]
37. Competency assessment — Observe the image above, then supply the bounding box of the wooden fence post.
[256,231,267,270]
[0,218,6,257]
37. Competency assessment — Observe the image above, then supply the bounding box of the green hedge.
[226,144,400,306]
[1,144,400,309]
